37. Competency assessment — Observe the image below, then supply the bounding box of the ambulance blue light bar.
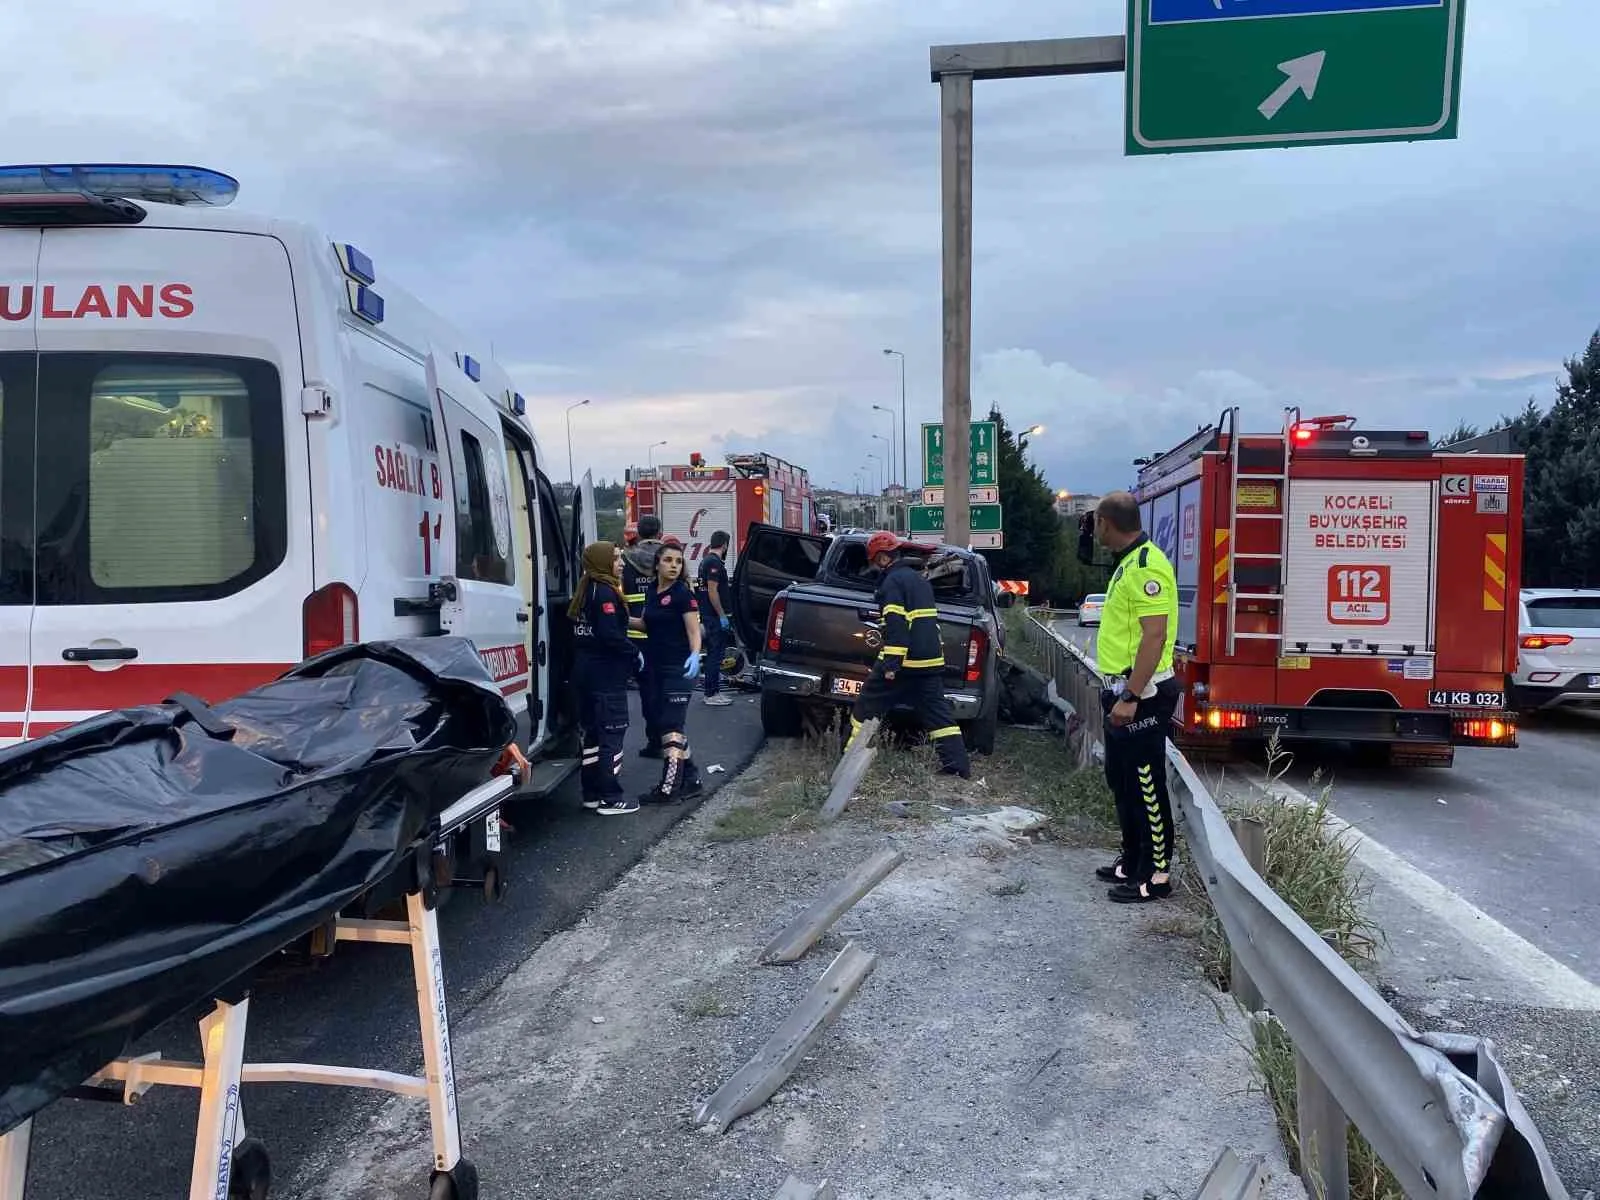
[511,393,527,416]
[462,356,482,382]
[335,243,376,285]
[0,164,239,207]
[347,281,385,325]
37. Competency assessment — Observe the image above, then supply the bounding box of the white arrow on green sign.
[922,421,998,489]
[1126,0,1466,155]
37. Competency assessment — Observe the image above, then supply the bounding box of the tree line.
[1439,328,1600,588]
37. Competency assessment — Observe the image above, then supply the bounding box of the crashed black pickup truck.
[730,524,1015,754]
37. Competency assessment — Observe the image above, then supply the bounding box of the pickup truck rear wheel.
[760,691,805,738]
[962,707,999,757]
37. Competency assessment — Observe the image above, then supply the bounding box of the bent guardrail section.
[1021,609,1578,1200]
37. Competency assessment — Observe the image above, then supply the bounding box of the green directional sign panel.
[908,503,1003,536]
[922,421,998,488]
[1126,0,1466,155]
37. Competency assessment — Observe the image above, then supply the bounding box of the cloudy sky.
[5,0,1593,496]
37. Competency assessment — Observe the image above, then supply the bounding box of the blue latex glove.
[720,614,732,631]
[637,652,647,675]
[683,652,703,679]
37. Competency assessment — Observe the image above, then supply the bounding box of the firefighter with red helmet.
[844,532,971,778]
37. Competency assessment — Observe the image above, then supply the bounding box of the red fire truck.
[1133,409,1523,767]
[624,452,813,572]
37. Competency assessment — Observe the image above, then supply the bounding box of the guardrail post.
[1294,1048,1350,1200]
[1226,817,1266,1013]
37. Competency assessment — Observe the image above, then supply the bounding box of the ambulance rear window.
[31,353,286,604]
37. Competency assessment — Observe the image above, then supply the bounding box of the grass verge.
[1183,736,1399,1200]
[705,739,832,841]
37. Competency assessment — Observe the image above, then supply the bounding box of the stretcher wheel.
[429,1159,480,1200]
[229,1137,271,1200]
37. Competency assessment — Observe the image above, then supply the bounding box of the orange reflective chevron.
[1484,533,1507,611]
[1213,529,1230,606]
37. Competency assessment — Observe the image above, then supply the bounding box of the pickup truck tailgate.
[781,589,978,684]
[780,589,881,672]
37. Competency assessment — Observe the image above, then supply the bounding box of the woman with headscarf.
[632,539,705,804]
[568,540,640,816]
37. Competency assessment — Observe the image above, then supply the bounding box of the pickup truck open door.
[729,522,829,656]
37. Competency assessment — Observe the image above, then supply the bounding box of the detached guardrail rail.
[1021,608,1579,1200]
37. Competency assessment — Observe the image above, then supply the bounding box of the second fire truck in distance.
[1126,408,1524,768]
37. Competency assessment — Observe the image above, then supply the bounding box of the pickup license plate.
[830,677,863,698]
[1428,689,1505,709]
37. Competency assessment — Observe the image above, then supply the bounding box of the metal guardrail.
[1019,608,1580,1200]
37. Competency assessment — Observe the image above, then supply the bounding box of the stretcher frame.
[0,773,514,1200]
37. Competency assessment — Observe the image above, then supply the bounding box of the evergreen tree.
[1498,330,1600,587]
[981,408,1065,593]
[1434,420,1479,448]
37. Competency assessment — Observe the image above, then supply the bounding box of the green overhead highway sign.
[1126,0,1466,155]
[908,502,1003,535]
[922,420,998,488]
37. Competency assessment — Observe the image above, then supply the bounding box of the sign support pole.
[931,37,1127,549]
[938,69,974,549]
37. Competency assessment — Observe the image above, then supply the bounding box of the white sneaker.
[703,693,733,707]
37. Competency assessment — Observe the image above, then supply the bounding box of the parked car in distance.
[730,525,1005,754]
[1077,593,1106,627]
[1513,588,1600,711]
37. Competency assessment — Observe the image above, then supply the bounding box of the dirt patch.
[297,732,1302,1200]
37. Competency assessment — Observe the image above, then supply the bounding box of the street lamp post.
[871,405,898,487]
[872,435,891,493]
[565,399,591,489]
[647,440,668,469]
[1018,423,1045,454]
[865,455,880,526]
[883,349,908,492]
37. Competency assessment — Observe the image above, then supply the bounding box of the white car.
[1077,593,1106,627]
[1513,588,1600,711]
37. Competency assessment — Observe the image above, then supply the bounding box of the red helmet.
[866,531,901,560]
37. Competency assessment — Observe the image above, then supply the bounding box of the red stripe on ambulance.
[31,662,293,712]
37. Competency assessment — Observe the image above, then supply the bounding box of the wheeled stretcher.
[0,772,510,1200]
[0,638,527,1200]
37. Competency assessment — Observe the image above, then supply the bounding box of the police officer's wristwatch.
[1118,687,1138,705]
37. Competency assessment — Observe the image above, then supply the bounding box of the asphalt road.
[1053,618,1600,1192]
[21,688,767,1200]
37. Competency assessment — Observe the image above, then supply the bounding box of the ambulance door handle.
[516,611,531,624]
[63,646,138,663]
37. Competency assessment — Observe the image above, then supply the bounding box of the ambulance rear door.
[25,224,312,736]
[0,227,37,743]
[425,350,533,720]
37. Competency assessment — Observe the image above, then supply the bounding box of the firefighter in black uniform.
[568,540,639,816]
[845,532,971,778]
[621,515,666,756]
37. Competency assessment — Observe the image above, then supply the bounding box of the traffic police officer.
[1082,492,1180,904]
[622,515,666,756]
[845,532,971,779]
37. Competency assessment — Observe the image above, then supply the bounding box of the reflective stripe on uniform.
[880,646,907,658]
[906,607,938,621]
[928,725,961,740]
[903,657,945,670]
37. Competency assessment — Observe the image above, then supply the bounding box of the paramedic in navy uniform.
[634,542,706,804]
[697,530,734,707]
[568,541,639,817]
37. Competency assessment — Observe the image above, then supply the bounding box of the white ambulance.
[0,164,593,796]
